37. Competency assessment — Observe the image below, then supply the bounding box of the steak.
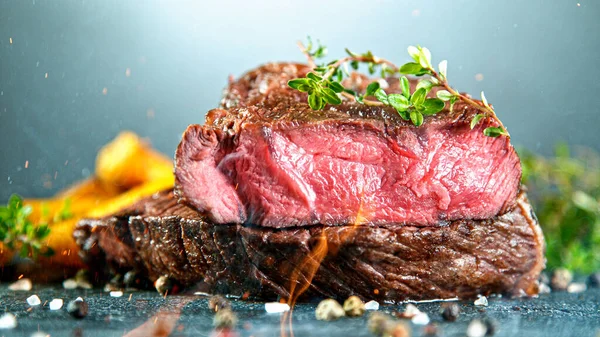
[175,63,522,228]
[74,189,545,302]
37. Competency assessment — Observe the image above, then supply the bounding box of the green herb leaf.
[410,87,427,106]
[328,81,345,93]
[321,87,342,105]
[421,98,445,115]
[470,114,484,129]
[400,76,410,99]
[407,46,420,63]
[388,94,410,112]
[288,79,311,92]
[397,110,410,121]
[436,90,453,101]
[399,62,425,75]
[483,126,506,137]
[415,79,434,92]
[308,92,323,110]
[306,72,322,81]
[350,60,359,70]
[417,47,432,69]
[438,60,448,79]
[481,91,491,109]
[374,88,389,105]
[365,82,381,97]
[410,110,424,126]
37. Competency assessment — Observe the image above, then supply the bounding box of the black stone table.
[0,286,599,336]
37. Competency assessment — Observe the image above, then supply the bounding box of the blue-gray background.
[1,0,599,200]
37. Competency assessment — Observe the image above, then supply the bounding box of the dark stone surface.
[0,286,599,336]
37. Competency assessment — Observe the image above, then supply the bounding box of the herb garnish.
[521,144,600,273]
[288,38,508,137]
[0,194,54,259]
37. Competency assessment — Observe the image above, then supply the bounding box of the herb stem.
[340,92,386,107]
[427,68,509,138]
[297,41,316,68]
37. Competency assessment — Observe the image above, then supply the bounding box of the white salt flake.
[0,313,17,329]
[403,303,421,317]
[411,312,430,325]
[364,300,380,311]
[8,278,32,291]
[49,299,63,310]
[567,282,587,293]
[467,319,488,337]
[110,291,124,298]
[265,302,290,313]
[62,279,78,289]
[539,283,551,294]
[474,296,488,306]
[30,332,49,337]
[26,295,41,306]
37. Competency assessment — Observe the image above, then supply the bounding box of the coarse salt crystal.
[0,313,17,329]
[404,304,421,317]
[364,300,380,311]
[63,279,78,289]
[49,299,63,310]
[30,332,49,337]
[8,278,32,291]
[264,302,290,313]
[411,312,430,325]
[26,295,41,306]
[467,319,487,337]
[110,291,124,298]
[474,296,488,306]
[567,282,587,293]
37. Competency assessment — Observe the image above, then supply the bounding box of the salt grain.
[567,282,587,293]
[110,291,124,298]
[364,300,380,311]
[467,319,487,337]
[411,312,430,325]
[403,304,421,317]
[30,332,49,337]
[474,295,488,306]
[265,302,290,313]
[0,313,17,329]
[8,278,32,291]
[26,295,41,306]
[63,279,78,289]
[49,299,63,310]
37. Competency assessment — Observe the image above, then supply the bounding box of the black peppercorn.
[67,298,89,319]
[440,302,460,322]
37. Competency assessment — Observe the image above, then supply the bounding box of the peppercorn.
[67,298,89,319]
[315,299,345,321]
[369,312,391,336]
[550,268,573,291]
[209,295,231,313]
[383,322,411,337]
[213,308,237,329]
[440,302,460,322]
[154,275,173,295]
[343,296,366,317]
[587,272,600,288]
[422,323,439,336]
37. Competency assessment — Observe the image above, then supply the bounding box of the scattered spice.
[110,291,124,298]
[8,278,32,291]
[343,296,366,317]
[368,312,411,337]
[154,275,173,295]
[364,300,380,311]
[264,302,290,313]
[474,296,488,307]
[395,304,421,318]
[411,312,430,325]
[209,295,231,313]
[62,279,78,290]
[466,319,487,337]
[550,268,573,291]
[49,298,63,310]
[567,282,587,293]
[124,270,148,289]
[587,272,600,288]
[213,308,237,329]
[440,302,460,321]
[315,299,345,321]
[0,313,17,330]
[422,323,439,336]
[26,295,41,306]
[67,298,89,319]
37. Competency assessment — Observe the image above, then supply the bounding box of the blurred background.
[1,0,599,200]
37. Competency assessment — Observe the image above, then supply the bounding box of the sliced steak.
[74,189,545,302]
[175,63,522,228]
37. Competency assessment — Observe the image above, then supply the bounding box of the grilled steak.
[75,189,544,302]
[175,63,522,228]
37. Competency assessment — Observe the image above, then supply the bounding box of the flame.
[281,189,369,337]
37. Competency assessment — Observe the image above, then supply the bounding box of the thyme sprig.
[0,194,54,259]
[288,39,509,137]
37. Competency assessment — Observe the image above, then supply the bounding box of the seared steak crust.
[75,189,544,302]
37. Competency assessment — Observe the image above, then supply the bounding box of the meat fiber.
[175,63,522,228]
[74,189,544,302]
